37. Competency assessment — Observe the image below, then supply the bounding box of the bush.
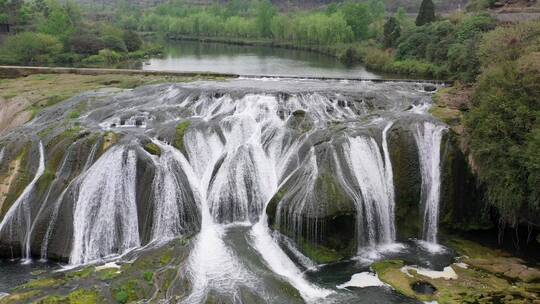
[69,32,105,55]
[0,32,63,64]
[478,20,540,67]
[102,35,127,52]
[465,57,540,225]
[123,30,143,52]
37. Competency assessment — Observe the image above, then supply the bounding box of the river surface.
[141,40,381,79]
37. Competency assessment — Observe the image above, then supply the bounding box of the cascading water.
[414,121,446,244]
[149,141,200,241]
[0,142,45,260]
[339,131,396,249]
[69,145,140,265]
[23,148,71,261]
[0,79,448,303]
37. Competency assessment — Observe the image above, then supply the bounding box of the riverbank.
[0,65,449,84]
[164,34,447,80]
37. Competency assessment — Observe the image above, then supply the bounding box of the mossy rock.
[113,280,141,304]
[143,143,161,156]
[173,121,190,152]
[35,288,100,304]
[0,291,41,304]
[18,277,65,290]
[299,238,346,264]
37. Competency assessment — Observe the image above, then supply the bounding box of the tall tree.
[255,0,276,38]
[340,1,372,39]
[416,0,435,26]
[383,16,401,48]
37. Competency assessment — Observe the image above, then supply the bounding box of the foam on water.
[336,272,387,289]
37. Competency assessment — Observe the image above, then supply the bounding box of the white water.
[0,148,4,164]
[40,141,101,260]
[0,142,45,259]
[179,94,331,302]
[414,122,446,244]
[23,149,71,261]
[336,272,387,289]
[149,142,199,241]
[340,132,396,249]
[69,145,140,265]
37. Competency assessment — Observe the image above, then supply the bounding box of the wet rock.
[423,85,437,92]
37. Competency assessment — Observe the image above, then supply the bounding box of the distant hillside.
[78,0,470,13]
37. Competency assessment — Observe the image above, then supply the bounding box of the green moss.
[61,126,84,140]
[113,280,140,304]
[299,238,344,264]
[19,277,65,289]
[173,121,191,151]
[114,290,129,304]
[36,169,55,196]
[142,271,153,283]
[37,289,100,304]
[65,267,94,280]
[266,188,287,227]
[159,250,172,266]
[144,143,161,156]
[429,105,461,125]
[97,268,121,281]
[371,259,405,274]
[67,111,80,119]
[0,291,41,304]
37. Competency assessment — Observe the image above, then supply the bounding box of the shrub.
[478,20,540,67]
[123,30,143,52]
[465,51,540,225]
[102,35,127,52]
[0,32,62,64]
[69,32,105,55]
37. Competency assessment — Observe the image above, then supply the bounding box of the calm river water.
[142,40,381,79]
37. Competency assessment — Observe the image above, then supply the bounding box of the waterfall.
[69,145,140,265]
[414,121,446,244]
[0,147,4,164]
[177,94,331,302]
[149,141,200,241]
[339,132,396,249]
[40,141,100,260]
[181,125,262,303]
[23,148,71,261]
[0,142,45,259]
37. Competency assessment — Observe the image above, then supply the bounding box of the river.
[141,40,381,79]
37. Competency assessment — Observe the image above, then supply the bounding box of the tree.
[340,2,372,39]
[69,31,104,55]
[123,30,143,52]
[383,16,401,48]
[255,0,276,38]
[0,32,62,64]
[416,0,435,26]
